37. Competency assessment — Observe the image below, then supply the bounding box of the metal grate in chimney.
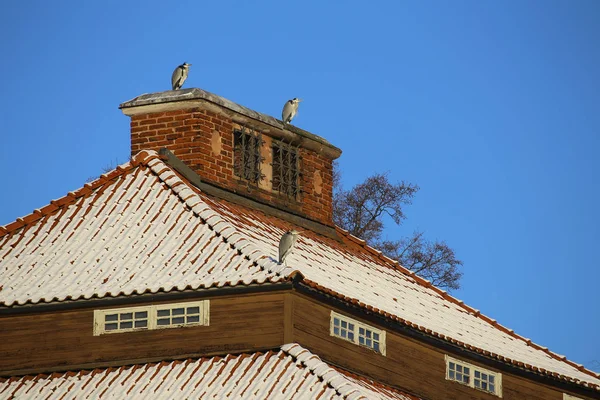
[271,140,300,199]
[233,127,264,185]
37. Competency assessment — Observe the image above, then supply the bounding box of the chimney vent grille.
[272,140,300,200]
[233,127,264,186]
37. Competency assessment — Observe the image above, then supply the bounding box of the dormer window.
[272,140,299,199]
[93,300,209,335]
[329,311,386,355]
[233,128,263,184]
[445,355,502,397]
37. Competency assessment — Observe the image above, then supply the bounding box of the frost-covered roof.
[0,150,294,306]
[1,150,599,391]
[0,343,419,400]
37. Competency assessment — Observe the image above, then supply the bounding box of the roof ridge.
[0,150,297,306]
[143,152,299,281]
[333,229,600,384]
[1,345,416,399]
[282,343,373,399]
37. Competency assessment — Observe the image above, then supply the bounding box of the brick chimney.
[120,88,341,228]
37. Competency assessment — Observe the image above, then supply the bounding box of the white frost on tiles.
[1,153,598,389]
[0,344,417,400]
[0,159,291,307]
[206,192,600,388]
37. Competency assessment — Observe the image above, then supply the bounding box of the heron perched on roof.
[171,62,191,90]
[279,230,301,265]
[282,98,302,125]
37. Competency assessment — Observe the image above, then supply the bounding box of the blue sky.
[1,1,599,370]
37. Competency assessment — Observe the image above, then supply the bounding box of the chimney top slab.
[120,88,341,160]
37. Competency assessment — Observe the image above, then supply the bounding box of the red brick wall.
[130,107,334,226]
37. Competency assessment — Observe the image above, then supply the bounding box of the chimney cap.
[120,88,341,159]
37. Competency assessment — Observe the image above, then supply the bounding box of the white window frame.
[93,300,209,336]
[329,311,386,356]
[445,355,502,397]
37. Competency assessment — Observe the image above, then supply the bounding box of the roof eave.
[294,281,600,397]
[0,280,293,316]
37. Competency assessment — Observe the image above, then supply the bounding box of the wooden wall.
[0,292,285,376]
[291,293,590,400]
[1,289,595,399]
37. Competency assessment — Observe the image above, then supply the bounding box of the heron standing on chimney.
[282,98,302,125]
[172,62,191,90]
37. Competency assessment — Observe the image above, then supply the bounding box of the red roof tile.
[1,150,598,391]
[0,344,419,399]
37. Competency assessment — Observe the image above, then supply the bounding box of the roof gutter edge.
[0,281,293,316]
[293,282,600,397]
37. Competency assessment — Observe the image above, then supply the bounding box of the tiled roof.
[0,344,419,400]
[202,192,600,390]
[0,150,295,306]
[1,150,599,391]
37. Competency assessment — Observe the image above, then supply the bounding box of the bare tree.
[333,163,463,291]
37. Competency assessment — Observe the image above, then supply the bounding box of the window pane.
[157,309,170,317]
[374,342,380,352]
[157,318,170,326]
[120,313,133,320]
[348,332,354,341]
[172,308,185,316]
[359,337,365,345]
[464,367,470,375]
[489,376,495,384]
[373,333,379,341]
[187,307,200,314]
[456,365,462,373]
[187,315,200,323]
[366,330,371,338]
[341,321,347,328]
[348,323,354,331]
[359,327,365,335]
[333,318,340,326]
[105,314,118,322]
[135,311,147,319]
[135,320,147,328]
[474,370,480,378]
[449,371,455,380]
[120,321,133,329]
[449,362,455,370]
[173,317,185,324]
[333,327,339,335]
[105,323,118,331]
[366,339,372,347]
[489,384,495,392]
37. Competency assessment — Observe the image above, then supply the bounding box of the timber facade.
[1,88,598,399]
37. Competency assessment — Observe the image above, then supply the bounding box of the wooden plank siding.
[1,289,596,399]
[292,293,581,400]
[0,292,285,376]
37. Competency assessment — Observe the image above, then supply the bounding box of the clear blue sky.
[1,1,599,370]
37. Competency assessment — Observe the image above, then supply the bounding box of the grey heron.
[171,62,191,90]
[279,230,301,264]
[282,98,302,125]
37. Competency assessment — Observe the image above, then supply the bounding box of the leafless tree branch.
[333,164,463,291]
